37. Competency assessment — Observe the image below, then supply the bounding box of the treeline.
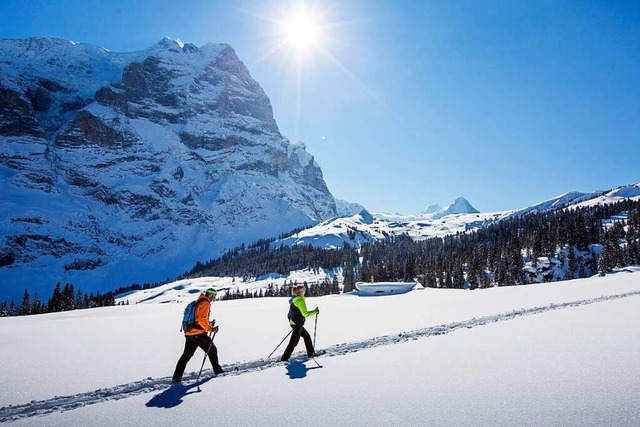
[220,277,341,300]
[186,198,640,293]
[185,240,359,282]
[0,282,115,317]
[4,199,638,315]
[158,199,640,296]
[358,199,640,289]
[110,228,351,298]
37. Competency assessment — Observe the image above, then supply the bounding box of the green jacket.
[288,295,318,325]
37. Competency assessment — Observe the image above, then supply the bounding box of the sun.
[245,2,380,140]
[282,9,321,52]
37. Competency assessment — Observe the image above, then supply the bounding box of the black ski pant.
[172,332,222,382]
[281,324,314,361]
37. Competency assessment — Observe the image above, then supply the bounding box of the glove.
[315,308,320,315]
[212,325,219,333]
[210,319,216,327]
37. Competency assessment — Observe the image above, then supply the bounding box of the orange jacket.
[185,293,213,336]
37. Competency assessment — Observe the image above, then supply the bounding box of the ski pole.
[267,329,292,359]
[197,330,217,382]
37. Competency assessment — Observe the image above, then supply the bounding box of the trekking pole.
[196,330,217,382]
[267,329,292,359]
[313,313,319,349]
[309,313,323,368]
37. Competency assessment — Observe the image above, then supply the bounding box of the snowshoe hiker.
[280,285,320,361]
[172,288,223,383]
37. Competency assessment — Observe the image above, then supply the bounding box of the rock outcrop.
[0,37,336,300]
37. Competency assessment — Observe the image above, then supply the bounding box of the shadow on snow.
[285,361,322,379]
[146,376,214,409]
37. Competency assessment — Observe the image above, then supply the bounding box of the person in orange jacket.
[172,288,223,383]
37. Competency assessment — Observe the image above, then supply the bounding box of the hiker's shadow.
[286,361,322,379]
[146,377,214,408]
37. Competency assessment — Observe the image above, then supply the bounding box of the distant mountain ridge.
[0,37,337,301]
[275,184,640,250]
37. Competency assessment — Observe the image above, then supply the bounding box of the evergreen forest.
[3,199,639,315]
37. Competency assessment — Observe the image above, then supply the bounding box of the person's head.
[205,288,217,301]
[292,285,305,297]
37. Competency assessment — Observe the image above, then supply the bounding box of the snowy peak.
[422,204,443,215]
[433,197,479,219]
[0,37,337,301]
[418,198,478,219]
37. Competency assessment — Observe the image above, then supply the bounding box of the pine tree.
[31,294,43,314]
[566,246,578,280]
[467,255,479,290]
[331,275,340,294]
[495,252,508,286]
[480,268,491,289]
[61,283,75,311]
[452,264,465,289]
[19,289,31,316]
[75,290,84,309]
[508,238,525,285]
[598,246,611,276]
[49,283,62,312]
[8,300,17,316]
[342,264,355,293]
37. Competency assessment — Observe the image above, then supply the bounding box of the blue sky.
[1,0,639,213]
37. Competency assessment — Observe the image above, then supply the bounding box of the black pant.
[281,324,314,361]
[172,333,222,382]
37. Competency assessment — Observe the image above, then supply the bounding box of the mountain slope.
[276,183,640,250]
[0,37,336,301]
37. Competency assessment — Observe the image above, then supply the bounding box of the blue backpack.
[180,299,202,332]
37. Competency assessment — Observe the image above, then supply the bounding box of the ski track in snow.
[2,290,639,423]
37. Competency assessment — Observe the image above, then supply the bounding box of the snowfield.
[1,268,640,426]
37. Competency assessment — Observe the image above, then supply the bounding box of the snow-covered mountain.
[333,198,366,218]
[277,208,505,250]
[412,197,478,219]
[0,37,337,301]
[276,184,640,250]
[421,204,443,215]
[277,195,494,249]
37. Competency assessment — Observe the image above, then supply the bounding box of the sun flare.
[246,2,380,140]
[283,10,321,51]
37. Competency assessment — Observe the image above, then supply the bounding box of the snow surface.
[1,269,640,425]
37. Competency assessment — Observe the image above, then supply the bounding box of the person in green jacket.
[280,285,319,362]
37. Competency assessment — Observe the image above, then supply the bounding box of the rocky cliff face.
[0,37,336,300]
